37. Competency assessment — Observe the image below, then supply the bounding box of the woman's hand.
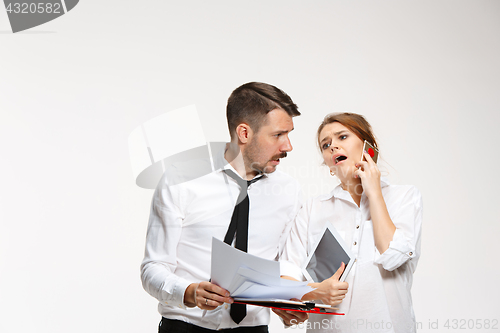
[184,281,233,310]
[301,262,349,306]
[355,152,397,254]
[354,152,382,199]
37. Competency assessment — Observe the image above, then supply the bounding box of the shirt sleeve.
[374,186,423,271]
[140,175,191,309]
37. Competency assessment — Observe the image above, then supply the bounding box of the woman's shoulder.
[385,182,419,192]
[383,183,423,207]
[385,182,420,193]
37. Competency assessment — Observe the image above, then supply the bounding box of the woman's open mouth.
[334,155,347,165]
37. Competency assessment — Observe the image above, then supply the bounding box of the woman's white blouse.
[284,179,423,333]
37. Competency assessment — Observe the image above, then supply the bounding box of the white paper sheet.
[232,283,313,299]
[210,238,314,300]
[235,266,310,287]
[211,238,280,288]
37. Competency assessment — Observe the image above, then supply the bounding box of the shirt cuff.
[160,277,192,309]
[374,228,416,271]
[280,260,304,281]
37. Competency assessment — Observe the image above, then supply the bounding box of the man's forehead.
[260,108,294,130]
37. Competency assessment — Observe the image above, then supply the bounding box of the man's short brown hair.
[226,82,300,139]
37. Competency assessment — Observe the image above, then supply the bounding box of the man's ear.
[235,123,253,144]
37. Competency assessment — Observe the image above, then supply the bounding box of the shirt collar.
[319,177,391,201]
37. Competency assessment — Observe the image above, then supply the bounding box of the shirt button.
[409,252,413,256]
[356,225,359,229]
[353,241,357,246]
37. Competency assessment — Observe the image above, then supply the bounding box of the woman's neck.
[340,177,363,207]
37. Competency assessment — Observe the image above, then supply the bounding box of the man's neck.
[224,142,258,180]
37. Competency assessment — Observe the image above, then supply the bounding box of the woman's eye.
[340,135,347,140]
[322,142,331,150]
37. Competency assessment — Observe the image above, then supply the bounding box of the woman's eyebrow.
[319,130,347,144]
[321,130,347,143]
[319,135,330,144]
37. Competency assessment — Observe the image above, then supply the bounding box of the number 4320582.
[6,3,62,14]
[444,319,498,330]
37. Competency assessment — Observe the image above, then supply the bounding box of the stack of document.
[210,238,314,300]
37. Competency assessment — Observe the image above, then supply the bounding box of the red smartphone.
[361,140,379,163]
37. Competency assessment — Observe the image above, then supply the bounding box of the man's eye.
[322,143,331,150]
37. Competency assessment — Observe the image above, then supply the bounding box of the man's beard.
[244,140,287,174]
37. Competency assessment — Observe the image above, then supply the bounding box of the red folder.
[233,299,344,315]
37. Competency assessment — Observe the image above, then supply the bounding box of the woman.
[285,113,423,333]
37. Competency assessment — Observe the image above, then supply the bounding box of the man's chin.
[249,161,279,174]
[262,165,278,174]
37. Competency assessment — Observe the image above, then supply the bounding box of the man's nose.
[282,136,293,152]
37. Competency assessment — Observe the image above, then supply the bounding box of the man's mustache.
[271,152,287,160]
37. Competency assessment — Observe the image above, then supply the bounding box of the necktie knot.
[224,170,263,202]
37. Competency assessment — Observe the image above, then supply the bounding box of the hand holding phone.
[355,141,382,198]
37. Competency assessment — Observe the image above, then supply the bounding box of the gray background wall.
[1,1,499,332]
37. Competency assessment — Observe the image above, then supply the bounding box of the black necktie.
[223,169,263,324]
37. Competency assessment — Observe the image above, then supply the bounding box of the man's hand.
[301,262,349,306]
[272,308,308,326]
[184,281,233,310]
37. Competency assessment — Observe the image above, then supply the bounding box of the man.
[141,82,307,332]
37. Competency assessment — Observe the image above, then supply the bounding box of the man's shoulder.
[264,170,302,199]
[160,157,214,187]
[267,169,299,184]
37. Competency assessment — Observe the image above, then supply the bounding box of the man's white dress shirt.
[141,147,302,330]
[283,179,423,333]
